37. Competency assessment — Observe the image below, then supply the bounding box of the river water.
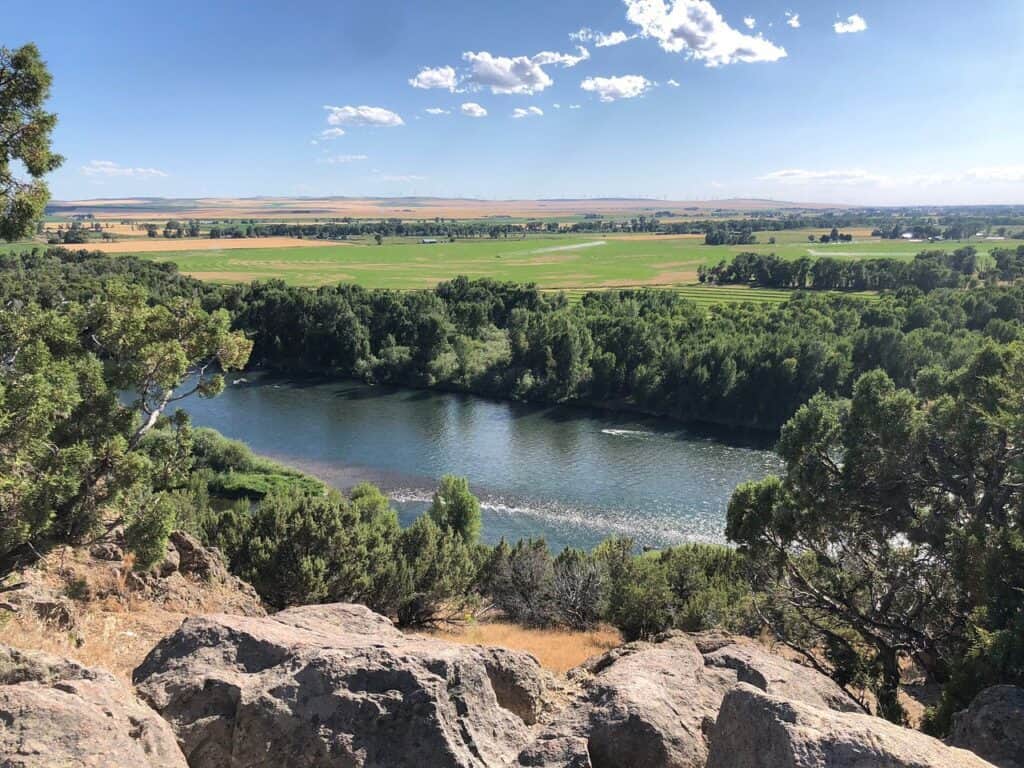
[182,375,782,552]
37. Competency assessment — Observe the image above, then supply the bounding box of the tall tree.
[0,43,63,241]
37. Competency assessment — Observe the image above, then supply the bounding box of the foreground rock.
[0,644,186,767]
[134,603,559,768]
[516,631,862,768]
[707,683,996,768]
[950,685,1024,768]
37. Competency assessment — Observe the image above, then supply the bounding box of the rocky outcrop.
[706,683,996,768]
[133,603,560,768]
[0,644,187,767]
[950,685,1024,768]
[0,531,264,634]
[515,631,862,768]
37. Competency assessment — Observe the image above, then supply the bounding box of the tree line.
[698,246,1024,291]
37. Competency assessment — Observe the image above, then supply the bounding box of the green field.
[103,230,1024,297]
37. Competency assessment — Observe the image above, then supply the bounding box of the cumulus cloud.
[624,0,787,66]
[461,102,488,118]
[666,78,681,87]
[581,75,653,102]
[462,47,589,95]
[408,65,458,91]
[324,105,404,127]
[321,154,368,164]
[743,16,756,29]
[785,11,800,28]
[320,127,346,139]
[424,107,451,115]
[512,106,544,119]
[81,160,167,178]
[834,14,867,34]
[571,28,636,47]
[569,104,582,109]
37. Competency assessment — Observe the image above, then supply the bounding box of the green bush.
[122,489,176,571]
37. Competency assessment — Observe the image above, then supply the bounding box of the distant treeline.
[6,247,1024,432]
[64,211,1024,243]
[699,246,1024,291]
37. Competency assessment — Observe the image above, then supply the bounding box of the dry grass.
[85,236,340,253]
[0,601,186,684]
[430,621,622,674]
[0,544,261,683]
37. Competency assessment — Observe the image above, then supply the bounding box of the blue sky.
[6,0,1024,205]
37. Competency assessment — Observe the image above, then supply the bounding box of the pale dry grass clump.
[432,621,622,674]
[0,600,186,683]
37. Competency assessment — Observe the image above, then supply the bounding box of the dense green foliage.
[699,247,1024,291]
[0,44,63,241]
[0,281,251,570]
[7,246,1024,437]
[728,345,1024,724]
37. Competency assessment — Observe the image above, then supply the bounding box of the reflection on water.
[183,374,782,551]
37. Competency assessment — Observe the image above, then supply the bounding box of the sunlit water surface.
[183,375,782,551]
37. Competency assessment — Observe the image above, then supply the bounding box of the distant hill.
[46,196,841,221]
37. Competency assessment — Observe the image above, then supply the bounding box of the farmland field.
[109,230,1024,292]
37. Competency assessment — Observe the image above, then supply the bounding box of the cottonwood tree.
[0,43,63,241]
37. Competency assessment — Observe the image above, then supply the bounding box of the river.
[182,374,782,552]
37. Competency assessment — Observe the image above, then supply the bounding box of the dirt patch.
[85,237,341,253]
[432,621,621,674]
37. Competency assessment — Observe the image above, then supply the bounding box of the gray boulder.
[515,633,861,768]
[950,685,1024,768]
[0,644,186,767]
[707,683,997,768]
[133,603,558,768]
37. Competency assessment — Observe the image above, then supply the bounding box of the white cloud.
[323,105,404,127]
[462,47,589,95]
[785,11,801,28]
[581,75,653,102]
[424,107,451,115]
[759,165,1024,188]
[320,127,346,139]
[461,102,488,118]
[376,173,426,183]
[571,27,636,47]
[743,16,756,29]
[759,168,884,185]
[81,160,167,178]
[512,106,544,119]
[569,104,582,110]
[552,103,562,109]
[965,165,1024,183]
[408,65,458,91]
[834,14,867,34]
[666,78,681,87]
[624,0,787,66]
[321,154,368,164]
